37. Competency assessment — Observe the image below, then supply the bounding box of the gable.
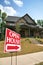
[17,18,26,25]
[23,14,36,25]
[16,14,36,26]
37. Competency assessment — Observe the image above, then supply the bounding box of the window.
[7,23,15,26]
[9,23,15,26]
[19,22,24,25]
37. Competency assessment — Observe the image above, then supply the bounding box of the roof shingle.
[6,16,20,23]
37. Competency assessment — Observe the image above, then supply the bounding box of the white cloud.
[13,0,23,7]
[0,5,4,12]
[0,4,17,16]
[4,0,10,5]
[4,7,17,16]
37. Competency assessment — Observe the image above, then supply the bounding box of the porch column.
[29,28,30,37]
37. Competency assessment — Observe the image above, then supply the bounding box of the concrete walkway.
[29,38,40,44]
[0,52,43,65]
[29,38,43,46]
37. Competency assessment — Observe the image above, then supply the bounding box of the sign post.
[4,28,21,65]
[11,52,12,65]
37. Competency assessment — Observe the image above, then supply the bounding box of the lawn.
[35,62,43,65]
[39,39,43,42]
[0,38,43,58]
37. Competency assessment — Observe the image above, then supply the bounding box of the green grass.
[0,38,43,58]
[35,62,43,65]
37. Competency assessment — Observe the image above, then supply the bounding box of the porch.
[20,25,39,37]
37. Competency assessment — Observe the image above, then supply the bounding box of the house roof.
[6,16,20,23]
[6,14,37,25]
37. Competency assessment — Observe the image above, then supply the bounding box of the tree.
[37,20,43,27]
[0,9,7,40]
[0,16,1,39]
[15,22,21,33]
[37,20,41,26]
[2,12,7,20]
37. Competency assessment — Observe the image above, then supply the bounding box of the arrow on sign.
[7,46,19,50]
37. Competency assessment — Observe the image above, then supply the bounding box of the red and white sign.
[4,28,21,52]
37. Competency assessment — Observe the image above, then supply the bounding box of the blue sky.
[0,0,43,20]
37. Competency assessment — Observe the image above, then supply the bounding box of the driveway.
[0,52,43,65]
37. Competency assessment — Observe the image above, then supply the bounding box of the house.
[5,14,43,37]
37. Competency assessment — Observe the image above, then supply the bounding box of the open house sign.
[4,28,21,52]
